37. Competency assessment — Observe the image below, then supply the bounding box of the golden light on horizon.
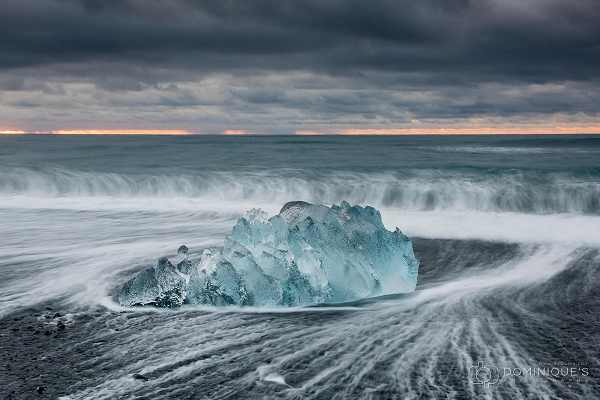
[221,130,265,135]
[295,127,600,135]
[1,129,198,135]
[52,129,197,135]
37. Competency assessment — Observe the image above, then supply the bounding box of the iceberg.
[118,201,419,308]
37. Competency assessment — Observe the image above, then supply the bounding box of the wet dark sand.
[2,239,599,400]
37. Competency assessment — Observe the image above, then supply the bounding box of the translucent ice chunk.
[279,201,311,226]
[178,245,189,261]
[119,201,419,308]
[187,247,251,306]
[119,258,187,308]
[176,259,195,276]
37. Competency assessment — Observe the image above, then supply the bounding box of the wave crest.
[0,166,599,214]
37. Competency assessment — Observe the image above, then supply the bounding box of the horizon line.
[2,127,600,136]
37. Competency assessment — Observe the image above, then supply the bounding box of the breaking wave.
[1,165,599,215]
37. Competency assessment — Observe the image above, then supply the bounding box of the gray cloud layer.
[1,0,599,133]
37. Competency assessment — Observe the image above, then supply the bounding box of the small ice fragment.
[257,365,292,389]
[176,245,195,275]
[118,258,187,308]
[178,245,189,261]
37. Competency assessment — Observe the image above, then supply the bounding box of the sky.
[1,0,600,135]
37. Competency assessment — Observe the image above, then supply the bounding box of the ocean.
[1,134,599,399]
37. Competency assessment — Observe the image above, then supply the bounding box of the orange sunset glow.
[295,127,600,135]
[221,130,265,135]
[0,129,198,135]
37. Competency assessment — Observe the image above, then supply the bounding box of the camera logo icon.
[468,361,500,388]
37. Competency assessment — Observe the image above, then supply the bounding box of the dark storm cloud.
[231,89,287,104]
[1,0,598,80]
[0,0,599,132]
